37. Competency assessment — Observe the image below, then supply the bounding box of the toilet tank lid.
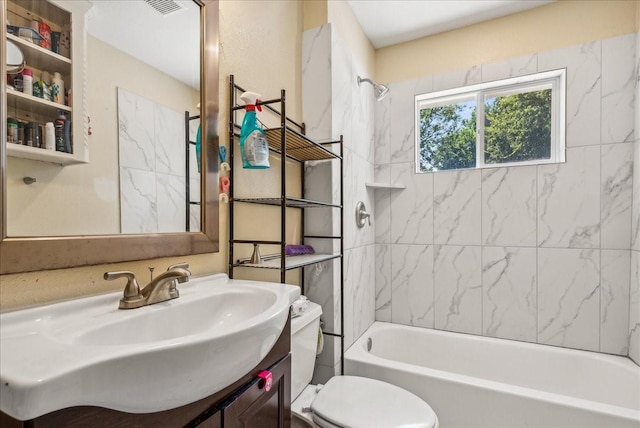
[291,300,322,335]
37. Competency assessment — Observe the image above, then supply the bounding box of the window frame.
[414,69,566,173]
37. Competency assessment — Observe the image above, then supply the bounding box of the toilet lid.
[311,376,437,428]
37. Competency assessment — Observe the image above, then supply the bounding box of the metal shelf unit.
[228,75,344,372]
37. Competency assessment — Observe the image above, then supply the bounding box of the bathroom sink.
[0,274,300,421]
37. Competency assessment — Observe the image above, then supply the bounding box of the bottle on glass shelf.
[51,72,64,105]
[32,71,43,98]
[41,71,52,101]
[45,122,55,150]
[22,68,33,96]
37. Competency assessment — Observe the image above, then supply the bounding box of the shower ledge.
[365,182,406,190]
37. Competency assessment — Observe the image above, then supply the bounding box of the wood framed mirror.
[0,0,219,274]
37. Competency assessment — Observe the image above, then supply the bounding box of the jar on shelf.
[39,21,51,50]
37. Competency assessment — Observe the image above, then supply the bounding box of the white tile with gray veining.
[374,93,391,165]
[434,245,482,334]
[304,259,339,333]
[432,65,481,92]
[331,30,354,146]
[343,149,375,250]
[155,104,185,176]
[482,247,537,342]
[117,88,156,171]
[601,34,636,144]
[482,166,536,246]
[314,334,342,374]
[601,143,633,249]
[375,244,392,322]
[600,250,630,355]
[537,146,600,248]
[389,77,432,164]
[633,142,640,252]
[189,176,200,204]
[391,244,434,328]
[390,163,433,244]
[537,248,600,351]
[120,167,157,234]
[156,173,186,233]
[189,144,201,185]
[434,169,481,245]
[312,356,341,385]
[344,245,376,347]
[629,251,640,365]
[351,59,375,163]
[302,24,332,141]
[481,54,537,83]
[189,204,200,232]
[304,162,333,236]
[374,164,392,244]
[538,41,601,147]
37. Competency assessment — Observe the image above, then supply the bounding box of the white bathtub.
[344,322,640,428]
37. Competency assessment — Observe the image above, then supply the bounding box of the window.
[415,69,565,172]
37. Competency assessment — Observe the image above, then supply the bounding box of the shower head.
[357,75,389,101]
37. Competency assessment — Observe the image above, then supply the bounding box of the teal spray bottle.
[239,91,269,169]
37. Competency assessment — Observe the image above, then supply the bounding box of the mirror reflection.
[5,0,201,237]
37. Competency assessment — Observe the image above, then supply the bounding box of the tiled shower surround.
[302,25,639,373]
[302,24,376,380]
[118,88,201,233]
[375,33,638,358]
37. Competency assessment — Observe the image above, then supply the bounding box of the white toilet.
[291,301,439,428]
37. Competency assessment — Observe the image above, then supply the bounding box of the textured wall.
[376,1,638,84]
[374,34,636,355]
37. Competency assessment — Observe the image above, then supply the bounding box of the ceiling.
[86,0,200,90]
[346,0,554,49]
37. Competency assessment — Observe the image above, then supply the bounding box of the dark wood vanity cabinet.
[195,353,291,428]
[0,320,291,428]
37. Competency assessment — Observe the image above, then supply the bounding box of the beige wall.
[303,0,326,32]
[6,35,198,237]
[376,0,639,84]
[1,0,304,311]
[327,0,375,77]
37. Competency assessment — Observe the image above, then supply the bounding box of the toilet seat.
[310,376,438,428]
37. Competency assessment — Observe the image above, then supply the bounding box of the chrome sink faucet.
[104,263,191,309]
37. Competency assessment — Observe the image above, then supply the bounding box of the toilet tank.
[290,300,322,400]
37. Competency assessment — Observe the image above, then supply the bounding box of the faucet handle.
[104,271,144,309]
[167,262,190,272]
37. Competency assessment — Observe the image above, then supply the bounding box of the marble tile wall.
[118,88,192,234]
[302,24,376,382]
[630,31,640,365]
[375,34,637,356]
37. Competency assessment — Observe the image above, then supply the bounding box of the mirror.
[0,0,219,274]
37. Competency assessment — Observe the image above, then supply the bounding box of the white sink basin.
[0,274,300,421]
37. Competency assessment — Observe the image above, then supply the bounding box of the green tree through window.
[416,70,564,172]
[419,102,476,171]
[484,89,551,164]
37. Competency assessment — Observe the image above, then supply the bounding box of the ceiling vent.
[144,0,183,15]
